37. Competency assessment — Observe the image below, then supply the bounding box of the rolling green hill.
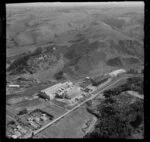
[6,4,144,83]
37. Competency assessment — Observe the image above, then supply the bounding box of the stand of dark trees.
[85,77,144,139]
[85,98,143,139]
[103,77,143,98]
[7,47,43,75]
[127,69,138,74]
[54,71,64,80]
[17,108,28,115]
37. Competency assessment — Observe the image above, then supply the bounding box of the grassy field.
[51,99,68,109]
[106,78,127,90]
[14,98,42,108]
[6,114,15,123]
[6,105,18,117]
[41,104,67,119]
[34,104,94,138]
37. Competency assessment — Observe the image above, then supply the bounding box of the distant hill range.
[6,5,144,82]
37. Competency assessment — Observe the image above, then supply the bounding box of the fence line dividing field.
[51,101,67,112]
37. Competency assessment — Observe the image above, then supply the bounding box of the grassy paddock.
[34,105,93,138]
[106,78,127,90]
[41,104,67,119]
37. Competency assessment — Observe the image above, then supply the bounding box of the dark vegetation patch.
[85,77,144,139]
[106,57,123,67]
[118,40,143,58]
[38,92,50,100]
[103,77,143,98]
[123,57,140,65]
[17,108,28,116]
[130,115,143,129]
[54,71,66,81]
[92,77,109,87]
[85,96,143,139]
[7,47,43,75]
[63,40,100,76]
[7,55,30,74]
[64,39,99,61]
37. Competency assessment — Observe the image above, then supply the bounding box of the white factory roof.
[109,69,126,76]
[41,81,73,95]
[66,86,81,98]
[41,83,62,94]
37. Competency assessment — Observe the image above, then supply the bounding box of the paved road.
[32,74,143,137]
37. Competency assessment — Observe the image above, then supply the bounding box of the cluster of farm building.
[6,69,126,138]
[7,109,54,138]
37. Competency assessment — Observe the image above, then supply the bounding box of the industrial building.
[64,86,81,99]
[40,82,69,100]
[109,69,126,77]
[91,75,109,86]
[41,83,63,99]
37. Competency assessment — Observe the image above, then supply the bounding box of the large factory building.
[41,81,73,100]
